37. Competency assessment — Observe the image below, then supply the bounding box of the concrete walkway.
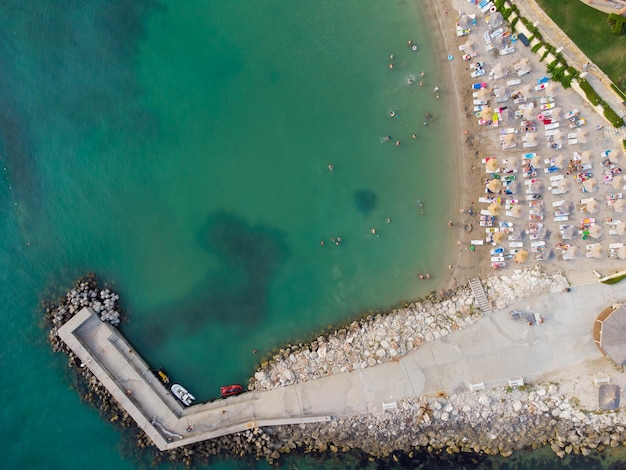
[515,0,626,126]
[59,280,626,451]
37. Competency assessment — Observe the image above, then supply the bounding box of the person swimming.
[389,110,397,118]
[380,135,392,143]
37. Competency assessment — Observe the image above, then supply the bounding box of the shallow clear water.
[0,1,623,468]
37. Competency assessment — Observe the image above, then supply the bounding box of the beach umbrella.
[514,249,529,264]
[551,107,562,120]
[488,202,501,215]
[612,174,623,189]
[555,202,571,217]
[510,204,523,218]
[523,106,536,120]
[531,155,542,167]
[583,178,598,193]
[501,134,516,148]
[476,87,490,102]
[494,87,510,102]
[554,155,565,169]
[486,158,500,172]
[556,178,569,194]
[585,198,599,214]
[525,133,538,147]
[487,178,502,192]
[590,244,603,258]
[488,11,503,27]
[520,84,532,97]
[589,224,603,239]
[561,225,577,240]
[481,105,493,117]
[580,151,592,165]
[552,130,564,145]
[492,231,505,243]
[459,15,472,28]
[615,221,626,236]
[619,246,626,260]
[564,245,578,260]
[613,199,626,213]
[492,63,504,80]
[576,128,587,144]
[607,148,622,159]
[545,82,559,95]
[529,179,544,194]
[507,179,521,194]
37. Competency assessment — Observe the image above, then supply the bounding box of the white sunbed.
[609,243,624,249]
[544,123,560,131]
[568,139,578,145]
[550,175,564,182]
[509,241,524,248]
[507,79,522,86]
[471,240,484,246]
[552,199,566,207]
[554,215,569,222]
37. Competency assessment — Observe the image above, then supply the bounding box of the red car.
[220,384,243,397]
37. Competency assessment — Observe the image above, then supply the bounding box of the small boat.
[220,384,243,398]
[171,384,195,406]
[156,368,170,385]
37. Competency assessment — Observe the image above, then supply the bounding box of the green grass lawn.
[535,0,626,90]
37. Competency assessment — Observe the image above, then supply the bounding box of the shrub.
[531,42,542,54]
[608,13,626,35]
[578,79,602,105]
[603,105,625,128]
[511,16,519,29]
[540,48,550,62]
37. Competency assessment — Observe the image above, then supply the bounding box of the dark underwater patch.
[354,189,377,215]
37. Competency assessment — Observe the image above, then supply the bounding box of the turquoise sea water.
[0,1,623,469]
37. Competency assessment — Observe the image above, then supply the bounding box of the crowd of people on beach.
[455,3,625,271]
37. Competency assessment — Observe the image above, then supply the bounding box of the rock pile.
[269,382,626,460]
[250,268,567,391]
[485,267,569,310]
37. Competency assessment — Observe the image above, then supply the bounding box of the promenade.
[58,278,625,451]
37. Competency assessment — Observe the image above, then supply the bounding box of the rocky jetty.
[250,267,568,391]
[268,382,626,460]
[46,269,626,467]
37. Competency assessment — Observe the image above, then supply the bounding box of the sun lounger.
[609,243,623,249]
[568,139,578,145]
[471,240,484,247]
[507,79,522,86]
[544,122,560,130]
[554,215,569,222]
[509,241,524,248]
[491,255,505,262]
[480,209,492,216]
[550,175,564,182]
[552,199,565,207]
[480,221,493,227]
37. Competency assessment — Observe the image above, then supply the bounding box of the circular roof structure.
[594,305,626,366]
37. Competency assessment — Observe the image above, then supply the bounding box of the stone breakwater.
[250,267,568,391]
[268,382,626,460]
[44,275,282,466]
[47,269,623,466]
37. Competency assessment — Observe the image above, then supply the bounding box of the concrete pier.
[59,280,624,451]
[58,308,333,450]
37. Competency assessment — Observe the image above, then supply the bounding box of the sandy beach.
[427,0,625,289]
